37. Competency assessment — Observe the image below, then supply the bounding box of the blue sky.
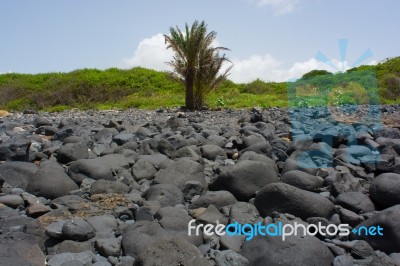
[0,0,399,82]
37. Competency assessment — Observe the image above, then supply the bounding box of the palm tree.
[164,20,232,110]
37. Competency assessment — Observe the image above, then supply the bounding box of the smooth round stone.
[62,218,96,241]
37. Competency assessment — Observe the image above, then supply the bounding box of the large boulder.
[26,160,79,199]
[200,144,227,160]
[0,137,31,161]
[352,204,400,254]
[134,238,211,266]
[68,154,130,183]
[0,233,46,266]
[280,170,324,191]
[122,221,168,257]
[57,142,89,164]
[335,192,375,213]
[156,206,203,246]
[0,161,38,189]
[240,233,334,266]
[209,160,278,201]
[154,158,205,189]
[145,184,184,207]
[370,173,400,209]
[90,180,130,195]
[254,183,335,220]
[62,218,96,241]
[131,158,158,181]
[189,191,237,209]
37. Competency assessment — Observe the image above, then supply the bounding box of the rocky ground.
[0,105,400,266]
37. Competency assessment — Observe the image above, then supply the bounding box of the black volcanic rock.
[209,160,278,201]
[254,182,335,219]
[370,173,400,209]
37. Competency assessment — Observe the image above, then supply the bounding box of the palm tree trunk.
[185,68,195,110]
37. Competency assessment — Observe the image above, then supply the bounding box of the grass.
[0,57,399,111]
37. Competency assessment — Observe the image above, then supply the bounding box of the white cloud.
[0,70,13,75]
[122,34,221,71]
[122,33,173,71]
[122,34,376,84]
[228,54,282,83]
[230,56,359,83]
[252,0,299,14]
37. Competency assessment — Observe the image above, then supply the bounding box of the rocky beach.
[1,105,400,266]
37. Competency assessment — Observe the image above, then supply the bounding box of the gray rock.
[189,191,237,209]
[0,161,38,189]
[352,204,400,254]
[145,184,184,207]
[370,173,400,209]
[0,233,46,266]
[333,255,354,266]
[176,146,203,161]
[154,158,206,190]
[86,215,118,234]
[242,134,267,148]
[229,202,260,224]
[57,142,89,164]
[139,154,172,169]
[26,202,51,218]
[93,128,118,144]
[93,262,112,266]
[26,160,79,200]
[282,157,318,176]
[254,183,335,219]
[339,208,365,227]
[0,203,19,219]
[238,151,279,173]
[46,220,68,239]
[0,195,24,208]
[113,132,138,145]
[281,170,324,191]
[134,238,211,266]
[350,240,374,259]
[33,116,51,127]
[122,220,168,257]
[214,250,249,266]
[56,240,94,254]
[196,204,228,226]
[182,180,204,200]
[369,251,399,266]
[118,256,136,266]
[219,234,245,252]
[0,215,36,234]
[240,142,273,158]
[95,237,121,257]
[62,218,96,241]
[336,192,375,213]
[0,137,31,161]
[52,195,88,210]
[209,160,278,201]
[90,180,129,195]
[240,233,334,266]
[135,206,155,221]
[389,253,400,265]
[47,250,93,266]
[68,154,130,183]
[131,159,157,181]
[156,206,203,246]
[201,144,227,160]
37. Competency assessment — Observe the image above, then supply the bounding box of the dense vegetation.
[0,57,399,111]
